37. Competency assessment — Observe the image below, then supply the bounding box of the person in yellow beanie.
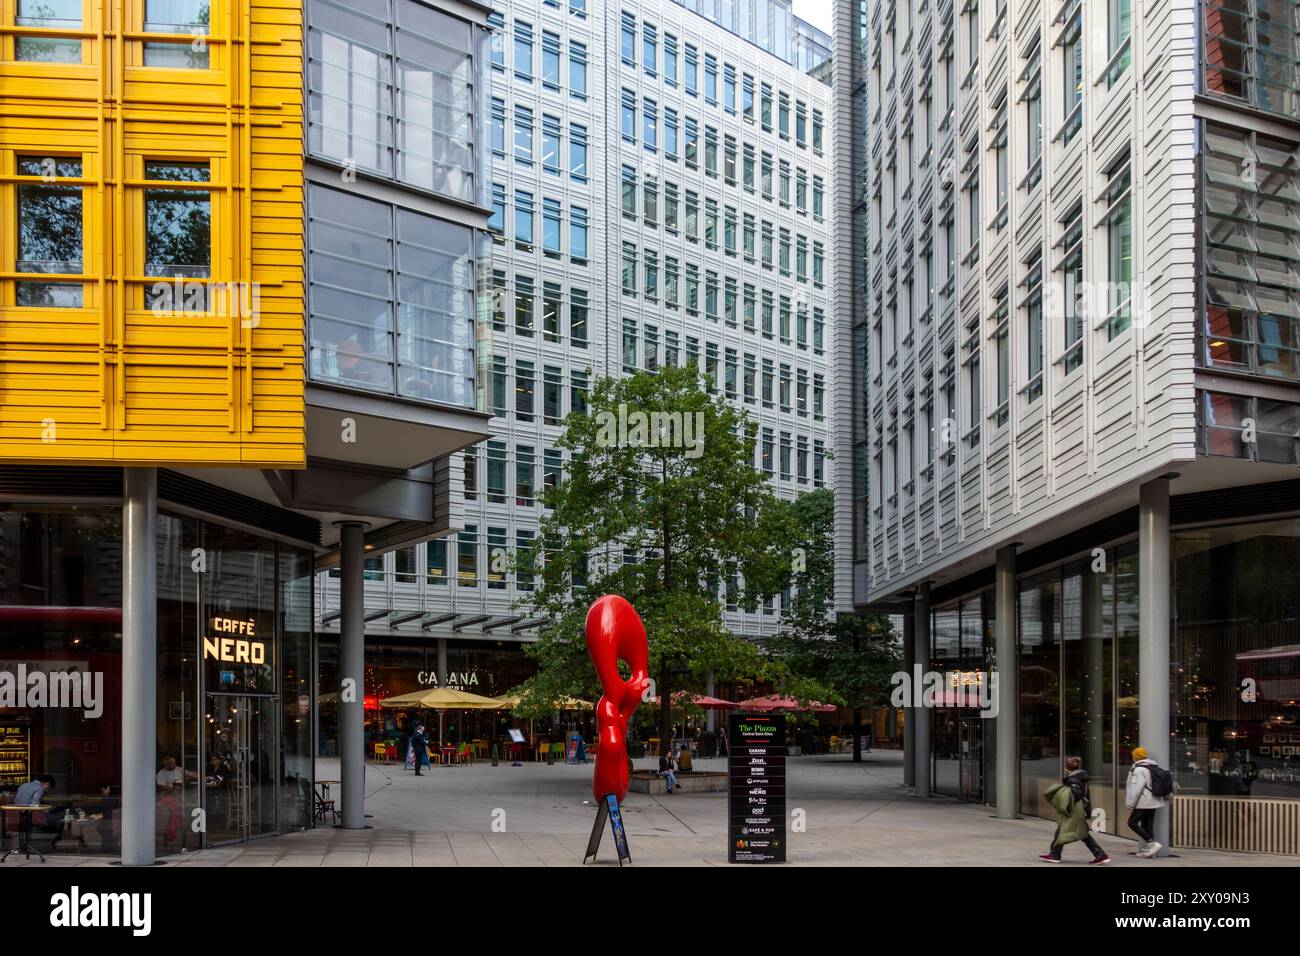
[1125,746,1170,857]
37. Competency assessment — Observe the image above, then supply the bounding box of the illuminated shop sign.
[415,670,481,689]
[204,618,266,665]
[203,617,272,693]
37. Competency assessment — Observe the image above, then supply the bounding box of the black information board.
[728,713,786,863]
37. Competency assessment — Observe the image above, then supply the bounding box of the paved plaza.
[20,750,1300,867]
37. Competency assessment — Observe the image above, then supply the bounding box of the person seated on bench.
[677,742,694,773]
[658,751,678,794]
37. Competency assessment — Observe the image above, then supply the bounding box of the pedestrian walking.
[1125,746,1171,858]
[410,724,429,776]
[1039,756,1111,864]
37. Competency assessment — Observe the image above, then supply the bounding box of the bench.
[628,771,727,795]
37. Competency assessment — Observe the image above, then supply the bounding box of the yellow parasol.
[380,687,506,745]
[495,693,593,710]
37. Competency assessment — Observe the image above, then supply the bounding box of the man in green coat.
[1039,757,1111,863]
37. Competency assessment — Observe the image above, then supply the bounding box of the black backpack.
[1146,763,1173,797]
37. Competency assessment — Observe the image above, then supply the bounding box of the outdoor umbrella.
[650,693,739,709]
[379,687,506,746]
[495,693,594,710]
[737,694,837,713]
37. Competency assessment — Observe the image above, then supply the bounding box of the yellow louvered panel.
[1174,795,1300,856]
[0,0,304,467]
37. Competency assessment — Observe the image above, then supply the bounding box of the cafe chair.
[458,742,473,765]
[534,742,549,763]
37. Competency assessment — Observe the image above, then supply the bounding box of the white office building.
[314,0,835,735]
[847,0,1300,856]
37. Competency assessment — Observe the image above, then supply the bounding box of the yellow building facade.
[0,0,304,465]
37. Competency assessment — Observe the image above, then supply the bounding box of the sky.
[792,0,833,35]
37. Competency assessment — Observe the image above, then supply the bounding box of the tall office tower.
[315,0,836,723]
[851,0,1300,857]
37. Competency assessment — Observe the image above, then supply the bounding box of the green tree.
[766,488,901,761]
[512,365,794,745]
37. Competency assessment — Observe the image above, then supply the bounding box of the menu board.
[728,713,786,863]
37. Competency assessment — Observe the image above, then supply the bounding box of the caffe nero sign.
[203,616,273,694]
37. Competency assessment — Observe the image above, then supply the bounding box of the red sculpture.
[586,594,650,803]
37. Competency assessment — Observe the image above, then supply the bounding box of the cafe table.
[1,804,51,863]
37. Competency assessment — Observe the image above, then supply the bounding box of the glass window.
[144,0,211,68]
[621,10,635,66]
[514,18,533,78]
[569,123,588,180]
[15,0,82,62]
[143,161,211,308]
[1108,0,1131,86]
[571,205,589,262]
[1060,203,1085,374]
[569,41,587,99]
[15,156,84,308]
[1024,45,1043,190]
[1105,158,1133,339]
[307,184,474,405]
[621,89,636,143]
[307,0,393,176]
[541,29,560,89]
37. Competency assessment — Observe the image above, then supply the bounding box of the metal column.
[121,468,158,866]
[995,545,1018,819]
[338,522,367,830]
[705,669,716,733]
[913,583,931,798]
[437,637,448,687]
[902,608,915,790]
[1139,477,1172,856]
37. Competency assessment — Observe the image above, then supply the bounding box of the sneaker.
[1139,841,1162,858]
[1037,854,1061,863]
[1090,855,1112,865]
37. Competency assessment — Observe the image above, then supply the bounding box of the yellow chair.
[535,742,549,763]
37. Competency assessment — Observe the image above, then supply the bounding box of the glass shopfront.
[0,504,313,857]
[931,593,993,803]
[1173,519,1300,800]
[1017,546,1141,836]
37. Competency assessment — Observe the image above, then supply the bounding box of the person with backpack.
[1039,757,1111,864]
[1125,746,1171,858]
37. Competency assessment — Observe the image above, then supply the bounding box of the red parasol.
[737,694,837,713]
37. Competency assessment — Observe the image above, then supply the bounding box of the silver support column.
[995,545,1018,819]
[705,669,716,733]
[913,583,931,798]
[902,608,915,790]
[437,637,448,687]
[1139,477,1172,856]
[338,521,368,830]
[121,468,158,866]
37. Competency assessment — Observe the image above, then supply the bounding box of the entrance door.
[959,715,984,802]
[204,695,276,844]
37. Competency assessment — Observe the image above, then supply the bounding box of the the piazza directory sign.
[728,713,786,863]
